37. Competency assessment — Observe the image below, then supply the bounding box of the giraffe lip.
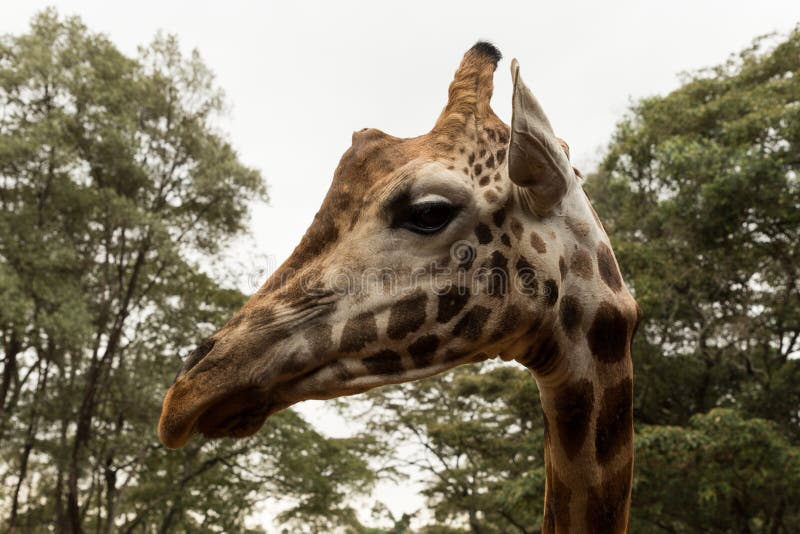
[191,360,334,442]
[158,380,278,449]
[158,353,342,449]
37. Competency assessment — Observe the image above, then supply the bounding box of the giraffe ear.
[508,59,572,215]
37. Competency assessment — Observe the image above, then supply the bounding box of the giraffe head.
[158,45,638,519]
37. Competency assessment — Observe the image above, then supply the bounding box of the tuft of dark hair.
[469,41,502,64]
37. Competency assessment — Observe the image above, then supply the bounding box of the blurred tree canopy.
[358,26,800,533]
[0,9,374,533]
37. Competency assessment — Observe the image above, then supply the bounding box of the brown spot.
[492,208,506,227]
[595,377,633,465]
[387,290,428,340]
[447,165,454,170]
[436,285,470,323]
[585,460,633,533]
[462,166,469,174]
[408,335,439,367]
[560,296,582,337]
[452,305,491,341]
[570,248,594,279]
[278,349,310,376]
[530,231,547,254]
[485,154,495,169]
[475,222,493,244]
[559,256,568,280]
[588,303,629,363]
[473,163,483,175]
[500,233,510,246]
[509,217,523,239]
[339,311,378,352]
[566,217,590,239]
[554,379,594,460]
[493,173,501,182]
[485,251,509,297]
[478,148,486,158]
[362,349,403,375]
[330,361,352,381]
[489,305,521,342]
[304,323,333,355]
[597,243,623,292]
[484,190,499,203]
[478,175,490,186]
[496,147,506,161]
[544,279,559,307]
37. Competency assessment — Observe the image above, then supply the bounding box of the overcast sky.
[4,1,800,529]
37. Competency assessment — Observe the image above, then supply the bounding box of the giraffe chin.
[158,383,283,449]
[194,388,277,441]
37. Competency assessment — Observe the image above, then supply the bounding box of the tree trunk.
[101,452,118,534]
[7,360,49,532]
[66,242,149,533]
[468,509,483,534]
[0,333,21,442]
[8,427,34,531]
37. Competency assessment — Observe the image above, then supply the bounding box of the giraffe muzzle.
[157,340,327,449]
[157,377,280,449]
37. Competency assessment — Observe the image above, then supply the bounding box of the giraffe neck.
[537,349,634,533]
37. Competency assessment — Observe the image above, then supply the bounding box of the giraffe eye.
[397,201,458,235]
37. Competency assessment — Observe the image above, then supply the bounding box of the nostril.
[179,337,216,377]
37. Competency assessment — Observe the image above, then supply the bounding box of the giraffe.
[157,42,640,533]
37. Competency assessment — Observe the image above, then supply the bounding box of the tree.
[0,9,374,532]
[634,409,800,532]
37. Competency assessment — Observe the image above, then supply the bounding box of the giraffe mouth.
[159,384,295,448]
[157,382,271,449]
[158,361,325,449]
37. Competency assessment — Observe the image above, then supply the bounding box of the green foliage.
[0,9,372,532]
[634,409,800,532]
